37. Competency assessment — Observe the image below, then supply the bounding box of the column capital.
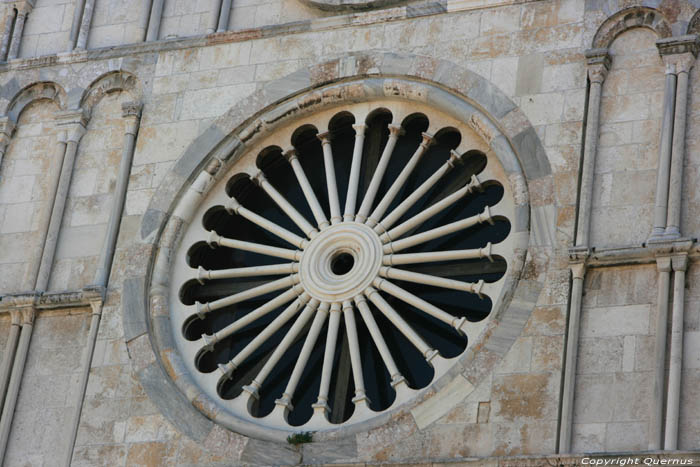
[121,101,142,119]
[9,310,20,326]
[352,123,367,135]
[585,48,611,83]
[15,0,34,15]
[56,109,88,143]
[657,35,700,58]
[656,256,672,273]
[671,254,688,272]
[20,307,34,325]
[662,52,696,74]
[570,262,587,280]
[387,123,403,137]
[283,147,298,162]
[121,101,142,135]
[0,117,14,148]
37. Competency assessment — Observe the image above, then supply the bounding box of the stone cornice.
[0,0,541,74]
[657,34,700,57]
[0,286,104,312]
[569,238,697,268]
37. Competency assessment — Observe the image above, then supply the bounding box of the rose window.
[169,102,515,433]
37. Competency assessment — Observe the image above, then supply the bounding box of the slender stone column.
[0,118,15,174]
[27,130,67,290]
[650,61,677,240]
[146,0,165,42]
[649,256,672,450]
[575,49,610,247]
[217,0,232,32]
[134,0,154,42]
[35,111,88,292]
[558,261,586,453]
[665,47,697,238]
[74,0,95,50]
[94,103,141,287]
[0,7,17,61]
[7,2,32,61]
[208,0,222,34]
[0,311,20,408]
[665,254,688,450]
[67,0,86,51]
[62,296,101,467]
[0,307,34,465]
[63,104,141,466]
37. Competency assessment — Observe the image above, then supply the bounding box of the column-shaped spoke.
[344,124,367,221]
[380,175,482,244]
[318,133,342,224]
[367,132,433,227]
[375,150,463,234]
[253,171,318,238]
[284,148,330,229]
[356,124,402,223]
[313,303,340,415]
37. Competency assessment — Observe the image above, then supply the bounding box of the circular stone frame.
[300,0,409,11]
[131,51,553,447]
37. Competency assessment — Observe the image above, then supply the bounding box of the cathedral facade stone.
[0,0,699,466]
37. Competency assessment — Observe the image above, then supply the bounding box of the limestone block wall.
[18,0,74,58]
[574,265,658,452]
[0,0,696,466]
[0,100,61,292]
[592,29,663,247]
[5,310,90,466]
[87,0,143,49]
[48,92,128,292]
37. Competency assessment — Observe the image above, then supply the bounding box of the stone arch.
[129,51,553,450]
[687,9,700,35]
[5,81,66,124]
[80,70,141,118]
[592,6,672,49]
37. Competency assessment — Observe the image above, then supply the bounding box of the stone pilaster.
[575,48,610,248]
[6,1,33,60]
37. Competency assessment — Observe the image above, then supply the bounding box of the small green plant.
[286,431,313,445]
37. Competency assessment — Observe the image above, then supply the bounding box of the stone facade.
[0,0,698,466]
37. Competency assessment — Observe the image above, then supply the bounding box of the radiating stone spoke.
[208,230,303,261]
[197,263,299,283]
[313,302,340,415]
[356,124,402,223]
[383,243,492,266]
[201,286,301,349]
[253,171,318,238]
[318,132,342,224]
[366,132,433,228]
[373,278,468,334]
[275,303,330,412]
[196,274,300,317]
[218,293,311,380]
[344,124,366,221]
[245,298,320,399]
[380,174,482,244]
[226,196,309,248]
[383,206,493,253]
[354,295,407,388]
[284,148,330,229]
[375,150,463,234]
[342,301,369,405]
[379,266,484,297]
[365,286,438,363]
